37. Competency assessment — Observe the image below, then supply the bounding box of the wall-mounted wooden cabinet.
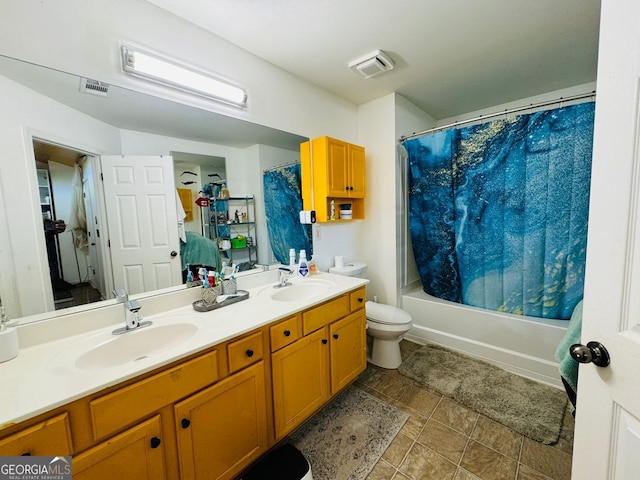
[301,136,366,222]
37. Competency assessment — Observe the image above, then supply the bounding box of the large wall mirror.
[0,54,309,322]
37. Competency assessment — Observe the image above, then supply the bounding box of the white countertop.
[1,271,368,428]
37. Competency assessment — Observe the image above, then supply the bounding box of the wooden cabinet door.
[0,413,73,456]
[73,416,166,480]
[326,138,349,196]
[329,311,367,394]
[271,328,329,439]
[175,361,268,480]
[348,144,366,198]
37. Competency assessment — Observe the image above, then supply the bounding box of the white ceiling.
[146,0,601,119]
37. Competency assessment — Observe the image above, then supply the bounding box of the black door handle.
[181,418,191,429]
[150,437,161,449]
[570,341,610,367]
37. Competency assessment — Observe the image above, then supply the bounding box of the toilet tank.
[328,262,368,278]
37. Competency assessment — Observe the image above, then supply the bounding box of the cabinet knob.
[349,186,354,191]
[358,297,364,303]
[246,349,254,358]
[345,186,349,191]
[150,437,162,449]
[333,334,339,339]
[322,339,328,345]
[21,452,31,456]
[181,418,191,429]
[283,330,291,337]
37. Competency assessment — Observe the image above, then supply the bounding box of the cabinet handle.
[21,452,31,456]
[345,186,349,191]
[322,339,328,345]
[358,297,364,303]
[150,437,162,449]
[181,418,191,429]
[246,349,254,358]
[283,330,291,337]
[349,186,354,191]
[333,334,339,339]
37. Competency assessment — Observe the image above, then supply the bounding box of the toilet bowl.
[364,301,412,369]
[328,262,413,369]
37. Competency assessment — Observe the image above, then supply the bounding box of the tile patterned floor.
[357,341,574,480]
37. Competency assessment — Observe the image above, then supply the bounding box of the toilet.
[328,262,413,369]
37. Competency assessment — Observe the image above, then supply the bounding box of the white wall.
[354,93,436,306]
[437,82,597,127]
[0,75,122,317]
[0,0,359,142]
[356,94,397,304]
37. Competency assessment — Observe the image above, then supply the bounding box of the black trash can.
[241,444,313,480]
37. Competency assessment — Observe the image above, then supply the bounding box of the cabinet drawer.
[73,415,165,480]
[270,315,301,352]
[90,350,219,441]
[0,413,72,456]
[350,287,366,311]
[228,331,263,374]
[302,294,350,335]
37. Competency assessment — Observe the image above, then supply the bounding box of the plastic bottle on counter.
[297,249,310,278]
[308,255,318,274]
[289,248,296,267]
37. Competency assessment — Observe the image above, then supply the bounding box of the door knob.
[170,250,178,257]
[570,341,610,367]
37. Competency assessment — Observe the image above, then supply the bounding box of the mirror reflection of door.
[33,140,104,309]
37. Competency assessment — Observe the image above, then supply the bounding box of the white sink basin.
[73,322,199,371]
[260,280,334,302]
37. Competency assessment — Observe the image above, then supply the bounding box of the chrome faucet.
[112,289,152,335]
[275,267,294,288]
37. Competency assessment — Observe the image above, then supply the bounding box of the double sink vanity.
[0,270,368,480]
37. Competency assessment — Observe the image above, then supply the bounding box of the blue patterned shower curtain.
[404,102,595,320]
[263,163,312,265]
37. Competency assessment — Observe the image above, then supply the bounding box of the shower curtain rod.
[399,91,596,143]
[263,161,299,173]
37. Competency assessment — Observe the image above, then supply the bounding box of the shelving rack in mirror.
[207,196,257,270]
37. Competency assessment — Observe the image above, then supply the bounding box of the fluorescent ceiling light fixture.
[121,46,247,108]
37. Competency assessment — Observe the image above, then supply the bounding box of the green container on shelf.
[231,236,247,249]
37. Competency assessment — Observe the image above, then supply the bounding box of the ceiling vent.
[348,50,395,79]
[79,78,110,97]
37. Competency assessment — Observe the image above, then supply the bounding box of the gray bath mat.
[290,386,409,479]
[398,343,568,444]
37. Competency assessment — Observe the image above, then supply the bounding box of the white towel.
[176,189,187,243]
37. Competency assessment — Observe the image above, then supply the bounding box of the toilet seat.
[365,301,412,326]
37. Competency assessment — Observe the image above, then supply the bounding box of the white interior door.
[82,157,105,298]
[101,155,181,295]
[572,1,640,478]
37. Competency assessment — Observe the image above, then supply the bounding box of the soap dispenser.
[0,306,18,363]
[297,249,310,278]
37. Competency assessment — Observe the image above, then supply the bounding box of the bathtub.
[401,284,568,389]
